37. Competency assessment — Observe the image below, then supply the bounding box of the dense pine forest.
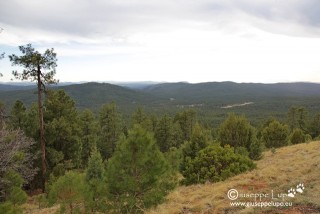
[1,45,320,213]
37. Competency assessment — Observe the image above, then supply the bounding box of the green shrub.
[0,201,22,214]
[218,114,262,160]
[262,120,289,148]
[180,123,209,175]
[248,140,263,160]
[2,170,27,207]
[219,114,252,148]
[290,128,306,144]
[181,144,256,185]
[48,171,89,213]
[85,148,108,213]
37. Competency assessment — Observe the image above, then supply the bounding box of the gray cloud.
[231,0,320,36]
[1,0,320,44]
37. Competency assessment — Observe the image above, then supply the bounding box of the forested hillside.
[2,87,319,213]
[0,82,159,111]
[1,81,320,125]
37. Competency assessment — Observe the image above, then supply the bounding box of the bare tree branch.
[0,127,38,200]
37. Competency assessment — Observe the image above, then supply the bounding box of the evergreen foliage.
[287,106,308,132]
[45,90,81,169]
[85,147,107,212]
[262,120,289,148]
[79,109,99,167]
[9,100,26,130]
[218,113,252,148]
[23,104,39,140]
[98,102,121,160]
[181,145,256,185]
[107,126,176,213]
[219,113,262,160]
[174,109,196,142]
[290,128,306,145]
[0,170,28,214]
[9,44,58,191]
[180,123,210,178]
[310,113,320,138]
[131,107,152,131]
[48,171,88,213]
[154,114,175,152]
[248,140,263,160]
[3,44,320,213]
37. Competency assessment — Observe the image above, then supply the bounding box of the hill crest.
[148,141,320,214]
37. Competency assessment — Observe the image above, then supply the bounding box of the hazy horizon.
[1,80,320,86]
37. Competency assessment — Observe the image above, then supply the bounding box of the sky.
[1,0,320,83]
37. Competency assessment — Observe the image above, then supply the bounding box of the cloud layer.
[1,1,320,83]
[1,0,320,44]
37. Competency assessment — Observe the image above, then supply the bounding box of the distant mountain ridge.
[144,81,320,97]
[0,82,159,111]
[1,81,320,123]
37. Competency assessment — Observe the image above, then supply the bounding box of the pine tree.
[107,126,175,213]
[131,107,152,131]
[174,109,196,142]
[0,170,27,213]
[3,170,27,206]
[310,113,320,138]
[180,123,209,176]
[154,114,174,152]
[181,145,256,185]
[79,109,99,167]
[287,106,308,132]
[45,90,81,170]
[86,148,105,185]
[85,147,107,212]
[290,128,306,144]
[23,104,39,140]
[9,44,58,191]
[149,114,158,132]
[9,100,26,130]
[218,113,252,148]
[262,120,289,148]
[172,121,183,148]
[98,102,121,160]
[48,171,88,214]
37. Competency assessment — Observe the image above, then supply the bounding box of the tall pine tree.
[79,109,99,167]
[85,147,107,212]
[107,126,175,213]
[9,100,26,130]
[45,90,81,171]
[98,103,121,160]
[154,114,175,152]
[174,109,196,142]
[9,44,58,191]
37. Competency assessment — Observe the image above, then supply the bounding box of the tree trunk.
[37,67,46,192]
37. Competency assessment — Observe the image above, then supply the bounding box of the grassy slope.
[148,141,320,214]
[22,141,320,214]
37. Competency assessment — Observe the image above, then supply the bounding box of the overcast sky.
[1,0,320,83]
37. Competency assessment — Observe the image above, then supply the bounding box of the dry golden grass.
[23,141,320,213]
[148,141,320,214]
[21,194,59,214]
[22,202,59,214]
